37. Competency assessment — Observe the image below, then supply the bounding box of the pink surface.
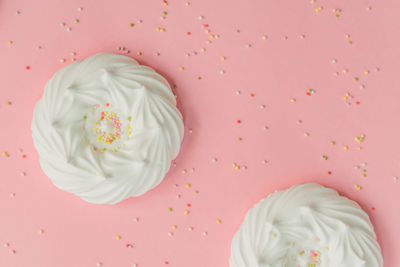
[0,0,399,266]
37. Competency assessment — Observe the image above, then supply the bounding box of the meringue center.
[84,103,132,152]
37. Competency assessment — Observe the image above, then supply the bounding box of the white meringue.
[32,53,184,204]
[230,183,383,267]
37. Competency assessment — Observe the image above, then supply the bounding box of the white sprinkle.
[202,231,208,236]
[168,232,173,237]
[220,70,225,75]
[245,44,252,48]
[10,193,15,197]
[235,90,241,95]
[262,160,268,164]
[263,126,269,130]
[96,262,102,267]
[260,105,266,109]
[261,35,268,40]
[20,171,26,176]
[331,59,337,63]
[60,22,66,27]
[212,158,217,163]
[66,27,72,32]
[188,129,193,133]
[133,217,139,222]
[181,169,187,174]
[78,7,83,12]
[198,15,204,20]
[394,176,399,181]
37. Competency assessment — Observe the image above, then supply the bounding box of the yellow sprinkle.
[364,70,370,75]
[172,225,177,229]
[184,210,190,215]
[290,98,296,103]
[137,51,142,56]
[2,152,9,157]
[355,184,362,191]
[354,77,359,81]
[7,40,13,45]
[209,34,215,39]
[342,68,348,73]
[194,190,199,194]
[112,149,118,152]
[315,6,323,12]
[179,66,184,71]
[330,141,336,145]
[271,233,277,238]
[345,34,350,38]
[127,131,132,135]
[115,235,121,240]
[343,145,349,150]
[216,219,222,224]
[127,116,132,121]
[357,146,362,150]
[185,183,191,188]
[237,137,242,141]
[304,132,310,137]
[168,207,173,212]
[220,56,226,61]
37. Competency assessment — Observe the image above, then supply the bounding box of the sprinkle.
[96,263,102,267]
[343,145,349,150]
[20,171,26,176]
[168,207,173,212]
[172,225,177,229]
[216,219,222,224]
[130,23,134,27]
[221,56,226,61]
[194,190,199,194]
[330,141,335,145]
[184,210,190,215]
[290,98,296,103]
[115,235,121,240]
[236,120,241,124]
[353,77,359,81]
[179,66,184,71]
[322,155,328,160]
[4,242,9,247]
[164,261,169,265]
[77,7,83,12]
[211,157,218,163]
[315,6,323,12]
[25,66,30,70]
[137,51,142,56]
[185,183,191,188]
[188,226,193,231]
[38,229,44,234]
[237,137,242,141]
[66,27,72,31]
[167,232,173,237]
[74,19,79,23]
[197,76,202,80]
[8,40,13,45]
[262,35,268,40]
[22,154,27,158]
[2,152,10,157]
[304,132,310,137]
[355,184,362,191]
[126,243,134,248]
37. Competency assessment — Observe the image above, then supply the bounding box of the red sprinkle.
[186,32,191,36]
[25,66,30,70]
[250,93,255,97]
[22,154,27,158]
[164,261,169,265]
[186,203,191,207]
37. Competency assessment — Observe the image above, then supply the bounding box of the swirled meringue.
[32,53,184,204]
[230,183,383,267]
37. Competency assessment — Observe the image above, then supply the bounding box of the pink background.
[1,0,400,266]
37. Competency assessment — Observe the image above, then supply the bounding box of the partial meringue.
[230,183,383,267]
[32,53,184,204]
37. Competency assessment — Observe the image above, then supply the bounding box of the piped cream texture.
[32,53,184,204]
[230,183,383,267]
